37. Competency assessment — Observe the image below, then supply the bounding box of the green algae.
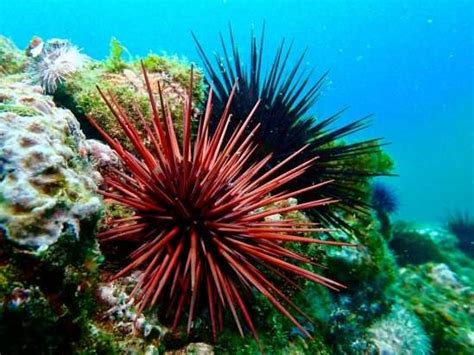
[0,103,39,116]
[140,52,205,103]
[0,214,109,354]
[55,51,205,151]
[397,263,474,353]
[103,37,129,73]
[0,36,26,75]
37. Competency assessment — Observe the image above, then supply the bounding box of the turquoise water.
[1,0,473,222]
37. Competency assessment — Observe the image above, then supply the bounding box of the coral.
[367,303,431,354]
[193,25,394,233]
[397,263,474,353]
[0,77,108,353]
[28,38,89,94]
[0,36,26,75]
[448,211,474,258]
[92,65,353,344]
[0,78,101,249]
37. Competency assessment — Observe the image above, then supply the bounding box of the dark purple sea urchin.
[371,182,398,214]
[89,63,351,342]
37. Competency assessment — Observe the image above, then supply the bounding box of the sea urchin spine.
[88,63,351,342]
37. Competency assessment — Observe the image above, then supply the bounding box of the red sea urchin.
[89,63,351,342]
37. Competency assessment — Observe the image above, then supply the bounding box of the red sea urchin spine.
[87,62,353,342]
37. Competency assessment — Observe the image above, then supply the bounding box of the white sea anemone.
[31,39,89,93]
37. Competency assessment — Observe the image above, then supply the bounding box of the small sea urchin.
[371,182,398,215]
[90,63,350,341]
[29,39,89,93]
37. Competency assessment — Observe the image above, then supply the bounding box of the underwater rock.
[397,262,474,353]
[324,215,397,292]
[429,263,462,289]
[389,223,457,266]
[0,285,60,352]
[165,343,214,355]
[96,273,166,340]
[367,303,431,355]
[55,41,205,149]
[0,78,102,249]
[0,36,26,75]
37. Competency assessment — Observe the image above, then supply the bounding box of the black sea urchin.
[193,25,389,232]
[448,211,474,258]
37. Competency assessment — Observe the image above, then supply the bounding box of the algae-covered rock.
[390,223,474,285]
[367,303,431,355]
[389,223,456,266]
[397,262,474,353]
[166,342,214,355]
[0,36,26,75]
[55,38,205,150]
[0,76,108,353]
[0,77,101,249]
[94,272,167,347]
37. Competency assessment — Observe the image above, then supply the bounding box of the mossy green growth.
[323,216,397,296]
[0,36,26,75]
[213,287,332,354]
[76,325,119,355]
[390,223,474,285]
[390,226,448,266]
[309,141,394,234]
[0,213,115,354]
[397,263,474,353]
[0,286,60,354]
[0,103,39,116]
[140,52,205,103]
[103,37,129,73]
[319,141,394,197]
[61,68,151,150]
[56,52,205,150]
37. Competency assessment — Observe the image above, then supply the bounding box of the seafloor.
[0,36,473,354]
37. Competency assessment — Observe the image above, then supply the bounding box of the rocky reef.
[0,76,101,249]
[0,35,472,354]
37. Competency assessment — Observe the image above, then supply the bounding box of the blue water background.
[1,0,473,223]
